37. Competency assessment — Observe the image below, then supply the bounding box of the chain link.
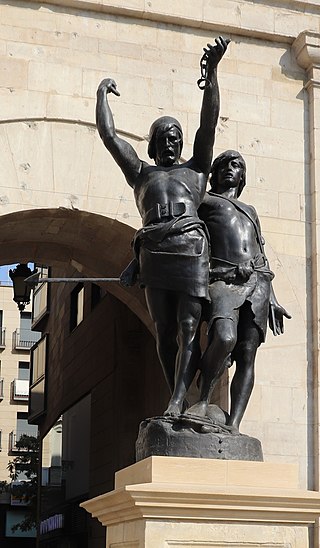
[197,52,210,90]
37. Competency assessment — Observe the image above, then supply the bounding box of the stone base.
[81,456,320,548]
[136,415,263,461]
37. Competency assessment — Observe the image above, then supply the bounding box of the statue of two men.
[96,37,290,432]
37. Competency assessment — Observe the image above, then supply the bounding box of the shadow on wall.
[0,207,152,332]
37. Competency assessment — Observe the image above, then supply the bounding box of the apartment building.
[0,282,40,546]
[26,264,165,548]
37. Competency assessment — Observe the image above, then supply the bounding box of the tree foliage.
[0,434,39,532]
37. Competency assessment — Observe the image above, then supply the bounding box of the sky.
[0,264,34,284]
[0,264,15,284]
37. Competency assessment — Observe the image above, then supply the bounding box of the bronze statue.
[187,150,291,432]
[96,37,230,416]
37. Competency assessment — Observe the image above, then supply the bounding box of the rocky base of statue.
[136,406,263,462]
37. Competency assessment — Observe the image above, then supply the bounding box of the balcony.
[12,379,29,402]
[12,328,41,350]
[32,281,49,330]
[9,431,19,452]
[0,378,3,399]
[9,430,38,453]
[10,480,31,506]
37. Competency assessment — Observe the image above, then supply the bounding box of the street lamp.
[9,263,36,312]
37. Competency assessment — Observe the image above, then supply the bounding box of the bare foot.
[185,401,208,418]
[164,399,183,417]
[226,423,240,435]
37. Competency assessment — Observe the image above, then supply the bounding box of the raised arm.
[193,37,229,176]
[96,78,142,187]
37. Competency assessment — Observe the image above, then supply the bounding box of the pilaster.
[293,30,320,492]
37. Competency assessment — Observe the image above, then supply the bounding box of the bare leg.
[187,317,237,417]
[164,295,202,416]
[228,321,260,433]
[145,287,178,394]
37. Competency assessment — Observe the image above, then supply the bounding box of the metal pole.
[24,274,120,285]
[34,277,120,283]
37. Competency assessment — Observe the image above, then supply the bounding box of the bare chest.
[199,197,260,260]
[134,166,205,217]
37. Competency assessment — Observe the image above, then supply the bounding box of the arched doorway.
[0,207,153,331]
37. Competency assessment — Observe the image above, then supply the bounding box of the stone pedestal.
[136,416,263,461]
[81,456,320,547]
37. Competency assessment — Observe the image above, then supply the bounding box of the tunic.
[206,254,274,343]
[133,215,210,300]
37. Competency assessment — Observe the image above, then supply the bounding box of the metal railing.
[11,379,29,401]
[0,378,3,399]
[8,431,17,452]
[9,430,38,452]
[12,329,40,350]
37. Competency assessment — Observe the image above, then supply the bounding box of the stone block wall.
[0,0,319,491]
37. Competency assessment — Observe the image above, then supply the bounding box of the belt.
[209,255,271,283]
[143,202,196,226]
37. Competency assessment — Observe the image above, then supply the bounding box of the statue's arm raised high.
[193,36,230,177]
[96,78,142,187]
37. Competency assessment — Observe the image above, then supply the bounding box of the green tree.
[0,434,39,532]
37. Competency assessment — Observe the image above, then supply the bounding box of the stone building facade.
[0,0,319,545]
[0,283,38,546]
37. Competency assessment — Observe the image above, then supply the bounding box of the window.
[29,335,47,422]
[13,362,29,401]
[0,361,3,399]
[70,284,84,331]
[16,412,37,440]
[0,310,5,347]
[16,312,41,348]
[29,378,45,423]
[31,336,46,385]
[18,362,29,381]
[5,510,36,538]
[32,265,49,327]
[91,283,101,310]
[41,396,90,511]
[20,311,31,330]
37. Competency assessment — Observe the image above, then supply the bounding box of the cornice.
[293,30,320,70]
[35,0,320,44]
[81,482,320,527]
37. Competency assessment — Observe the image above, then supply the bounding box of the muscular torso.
[198,192,261,263]
[132,160,206,220]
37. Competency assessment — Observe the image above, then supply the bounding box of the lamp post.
[9,263,36,312]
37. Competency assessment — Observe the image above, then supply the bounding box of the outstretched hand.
[269,302,291,336]
[97,78,120,97]
[204,36,230,69]
[119,258,139,287]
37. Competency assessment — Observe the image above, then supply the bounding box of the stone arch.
[0,207,152,332]
[0,116,148,228]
